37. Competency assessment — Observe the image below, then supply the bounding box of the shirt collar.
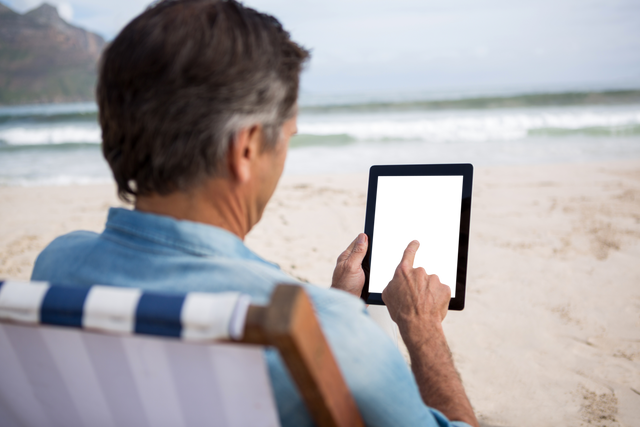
[104,207,268,263]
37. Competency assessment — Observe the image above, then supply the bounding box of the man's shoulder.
[31,230,101,281]
[35,230,101,264]
[29,227,352,310]
[46,230,100,246]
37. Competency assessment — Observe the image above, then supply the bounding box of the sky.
[4,0,640,99]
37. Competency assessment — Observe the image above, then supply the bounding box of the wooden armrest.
[242,284,364,427]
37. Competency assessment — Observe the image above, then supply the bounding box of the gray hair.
[98,0,310,201]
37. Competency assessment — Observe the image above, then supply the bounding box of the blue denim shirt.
[32,207,470,427]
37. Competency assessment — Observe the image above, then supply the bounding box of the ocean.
[1,95,640,186]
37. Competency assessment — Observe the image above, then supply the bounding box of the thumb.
[348,233,368,264]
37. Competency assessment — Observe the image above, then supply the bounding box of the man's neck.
[134,179,250,239]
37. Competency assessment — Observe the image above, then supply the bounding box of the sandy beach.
[1,160,639,426]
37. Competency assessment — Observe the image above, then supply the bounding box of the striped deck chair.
[0,280,363,427]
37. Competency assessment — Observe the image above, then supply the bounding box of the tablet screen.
[362,163,473,309]
[368,175,464,296]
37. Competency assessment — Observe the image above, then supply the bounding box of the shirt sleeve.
[308,287,469,427]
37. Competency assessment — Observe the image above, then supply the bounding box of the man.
[32,1,478,426]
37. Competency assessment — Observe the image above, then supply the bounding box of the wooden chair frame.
[242,285,364,427]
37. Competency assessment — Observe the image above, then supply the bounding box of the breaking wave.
[295,108,640,145]
[0,125,101,145]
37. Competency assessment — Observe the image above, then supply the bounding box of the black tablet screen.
[371,177,460,289]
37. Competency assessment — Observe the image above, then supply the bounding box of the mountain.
[0,2,105,105]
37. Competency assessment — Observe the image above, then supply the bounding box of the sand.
[1,160,639,426]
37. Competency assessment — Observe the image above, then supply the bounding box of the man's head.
[98,0,309,202]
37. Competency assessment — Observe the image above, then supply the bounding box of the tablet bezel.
[361,163,473,310]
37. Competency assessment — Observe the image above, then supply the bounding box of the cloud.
[56,1,72,21]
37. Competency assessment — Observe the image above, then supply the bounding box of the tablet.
[361,164,473,310]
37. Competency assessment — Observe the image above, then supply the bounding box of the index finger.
[400,240,420,269]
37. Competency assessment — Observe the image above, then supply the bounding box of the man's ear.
[227,125,262,183]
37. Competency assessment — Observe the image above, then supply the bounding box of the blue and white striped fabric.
[0,280,279,427]
[0,280,252,341]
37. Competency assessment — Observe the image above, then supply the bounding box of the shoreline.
[1,159,639,426]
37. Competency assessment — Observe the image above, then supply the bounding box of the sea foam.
[297,109,640,143]
[0,125,101,145]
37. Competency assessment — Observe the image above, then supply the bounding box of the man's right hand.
[381,240,479,427]
[382,240,451,331]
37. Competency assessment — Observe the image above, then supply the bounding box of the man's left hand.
[331,233,368,297]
